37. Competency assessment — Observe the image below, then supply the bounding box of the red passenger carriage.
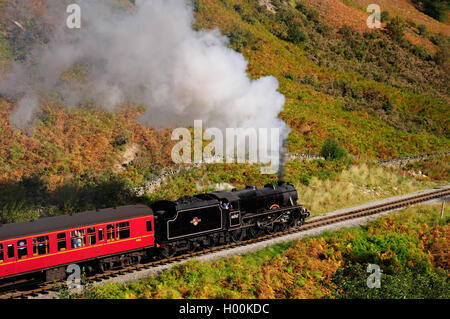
[0,205,154,282]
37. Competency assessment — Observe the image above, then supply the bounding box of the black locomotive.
[152,182,310,257]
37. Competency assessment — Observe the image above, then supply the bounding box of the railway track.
[1,186,448,299]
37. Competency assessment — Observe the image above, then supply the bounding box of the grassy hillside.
[0,0,449,220]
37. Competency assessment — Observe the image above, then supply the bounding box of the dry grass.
[301,0,372,32]
[297,163,442,215]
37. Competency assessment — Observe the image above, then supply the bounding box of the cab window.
[116,222,130,239]
[17,239,28,259]
[33,236,49,255]
[57,233,67,251]
[0,243,4,262]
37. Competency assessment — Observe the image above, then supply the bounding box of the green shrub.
[233,4,243,14]
[192,0,200,12]
[287,25,308,44]
[295,2,307,14]
[386,16,406,43]
[299,174,311,186]
[320,139,348,160]
[112,132,129,147]
[418,24,427,35]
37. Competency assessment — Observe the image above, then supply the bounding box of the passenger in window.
[76,230,83,247]
[71,231,81,248]
[71,234,77,248]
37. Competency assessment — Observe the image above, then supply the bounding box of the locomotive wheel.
[292,216,304,228]
[230,229,245,243]
[249,226,264,239]
[285,214,297,229]
[276,222,288,232]
[160,244,177,259]
[266,205,281,234]
[278,223,290,231]
[265,214,279,234]
[188,240,201,253]
[204,236,215,249]
[265,222,276,234]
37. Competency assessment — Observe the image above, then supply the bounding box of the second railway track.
[2,185,449,299]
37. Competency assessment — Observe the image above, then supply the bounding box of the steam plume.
[0,0,290,171]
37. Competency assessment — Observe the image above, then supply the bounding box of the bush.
[192,0,200,13]
[287,25,308,44]
[381,11,389,23]
[418,24,427,35]
[320,139,347,160]
[233,4,243,14]
[386,16,406,43]
[299,174,311,186]
[295,3,307,14]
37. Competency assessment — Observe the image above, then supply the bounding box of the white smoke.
[0,0,289,169]
[9,94,39,130]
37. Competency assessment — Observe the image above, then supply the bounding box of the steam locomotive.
[0,182,309,284]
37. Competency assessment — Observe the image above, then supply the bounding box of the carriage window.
[146,220,152,232]
[70,229,86,248]
[17,240,28,259]
[98,228,104,241]
[57,233,67,251]
[87,228,96,245]
[33,236,49,255]
[0,243,3,262]
[106,224,115,241]
[7,244,14,259]
[116,222,130,239]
